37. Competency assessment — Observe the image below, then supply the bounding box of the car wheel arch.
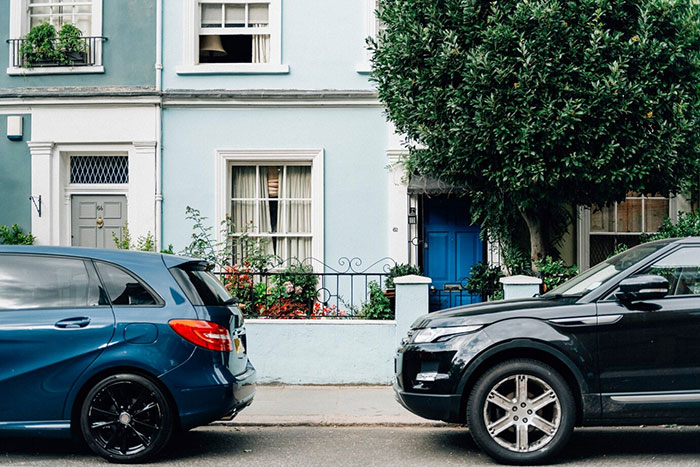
[457,339,587,425]
[68,365,181,437]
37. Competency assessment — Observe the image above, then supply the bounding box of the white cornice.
[0,90,381,108]
[0,97,161,107]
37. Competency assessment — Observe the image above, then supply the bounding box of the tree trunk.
[520,209,546,273]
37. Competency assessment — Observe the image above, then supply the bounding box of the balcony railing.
[6,36,106,69]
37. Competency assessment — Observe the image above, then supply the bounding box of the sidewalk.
[220,385,448,427]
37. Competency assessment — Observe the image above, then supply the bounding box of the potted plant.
[19,23,59,67]
[383,263,422,311]
[57,23,87,64]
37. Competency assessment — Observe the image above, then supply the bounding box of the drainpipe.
[155,0,164,250]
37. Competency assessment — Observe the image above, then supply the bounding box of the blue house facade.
[0,0,160,248]
[160,0,423,272]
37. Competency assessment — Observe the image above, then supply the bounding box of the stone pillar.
[131,141,158,245]
[394,275,432,347]
[499,275,542,300]
[27,141,55,245]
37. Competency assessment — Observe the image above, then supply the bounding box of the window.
[95,262,159,306]
[588,192,671,266]
[70,155,129,184]
[179,0,286,74]
[230,164,312,263]
[641,248,700,296]
[199,2,270,64]
[8,0,103,74]
[0,255,101,310]
[28,0,92,33]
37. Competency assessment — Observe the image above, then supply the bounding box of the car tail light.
[169,320,232,352]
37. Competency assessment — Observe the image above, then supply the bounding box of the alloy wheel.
[482,373,561,453]
[85,379,164,457]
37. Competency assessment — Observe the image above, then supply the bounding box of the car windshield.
[544,239,674,297]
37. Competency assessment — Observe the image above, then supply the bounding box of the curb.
[211,421,455,428]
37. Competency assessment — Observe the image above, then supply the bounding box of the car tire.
[466,359,575,465]
[80,373,174,464]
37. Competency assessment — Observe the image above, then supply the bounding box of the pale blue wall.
[0,114,31,231]
[163,0,374,90]
[0,0,155,88]
[162,107,389,266]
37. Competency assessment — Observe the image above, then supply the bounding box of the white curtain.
[286,167,312,262]
[231,167,256,263]
[252,32,269,63]
[258,167,275,258]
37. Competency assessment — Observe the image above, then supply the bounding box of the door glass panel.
[95,262,158,305]
[0,255,99,310]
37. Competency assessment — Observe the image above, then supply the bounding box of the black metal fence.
[218,257,396,319]
[7,36,106,68]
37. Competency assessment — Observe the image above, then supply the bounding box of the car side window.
[0,254,101,310]
[640,247,700,296]
[95,262,159,306]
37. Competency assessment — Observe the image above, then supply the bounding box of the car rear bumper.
[393,381,462,423]
[161,352,257,430]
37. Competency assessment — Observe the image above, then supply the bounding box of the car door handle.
[55,317,91,329]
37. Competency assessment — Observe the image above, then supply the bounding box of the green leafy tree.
[371,0,700,270]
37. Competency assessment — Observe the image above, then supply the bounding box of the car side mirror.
[616,274,668,302]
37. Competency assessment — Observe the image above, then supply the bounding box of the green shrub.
[56,24,86,64]
[642,212,700,242]
[466,261,503,300]
[20,23,59,66]
[0,225,35,245]
[535,256,579,291]
[384,263,421,289]
[361,281,393,320]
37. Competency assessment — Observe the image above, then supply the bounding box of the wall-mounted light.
[408,207,417,225]
[7,116,22,140]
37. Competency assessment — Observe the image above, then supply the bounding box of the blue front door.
[423,197,483,310]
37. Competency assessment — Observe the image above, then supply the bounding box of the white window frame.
[178,0,288,75]
[356,0,379,73]
[7,0,104,75]
[215,149,324,269]
[577,195,679,270]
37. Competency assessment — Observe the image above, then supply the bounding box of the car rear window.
[170,264,232,306]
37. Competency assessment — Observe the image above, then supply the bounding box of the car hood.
[412,296,582,329]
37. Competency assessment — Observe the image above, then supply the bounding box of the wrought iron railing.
[6,36,107,68]
[218,257,398,320]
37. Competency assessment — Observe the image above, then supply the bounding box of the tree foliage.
[370,0,700,269]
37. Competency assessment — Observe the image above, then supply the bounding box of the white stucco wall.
[244,277,431,385]
[245,320,397,384]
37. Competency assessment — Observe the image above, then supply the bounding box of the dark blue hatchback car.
[0,246,256,463]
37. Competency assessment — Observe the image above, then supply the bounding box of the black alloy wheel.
[80,374,174,463]
[467,359,575,465]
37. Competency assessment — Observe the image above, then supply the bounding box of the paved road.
[2,425,700,466]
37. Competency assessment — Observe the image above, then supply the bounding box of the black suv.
[395,238,700,464]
